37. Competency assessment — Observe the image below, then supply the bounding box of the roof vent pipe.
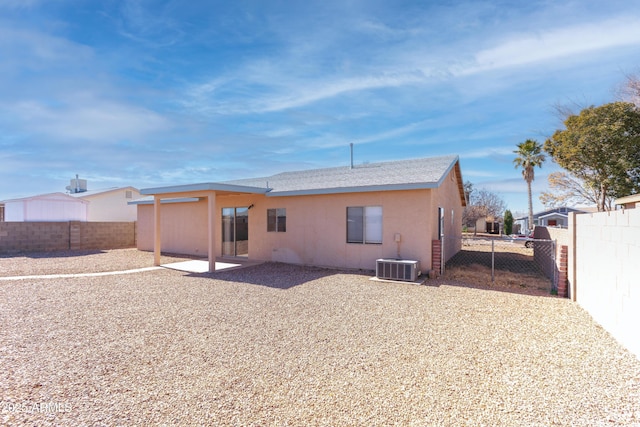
[350,143,354,169]
[75,174,80,193]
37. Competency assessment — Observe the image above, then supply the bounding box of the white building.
[69,186,141,221]
[1,176,141,222]
[2,193,88,222]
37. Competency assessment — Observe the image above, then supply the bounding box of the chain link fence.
[442,235,557,294]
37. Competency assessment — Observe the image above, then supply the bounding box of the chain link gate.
[442,236,558,294]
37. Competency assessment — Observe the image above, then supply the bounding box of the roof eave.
[140,182,269,196]
[267,182,438,197]
[128,197,201,205]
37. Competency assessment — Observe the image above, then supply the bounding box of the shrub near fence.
[0,221,136,253]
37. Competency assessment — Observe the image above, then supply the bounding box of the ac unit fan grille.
[376,259,420,282]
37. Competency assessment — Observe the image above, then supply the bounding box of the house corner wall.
[432,166,464,263]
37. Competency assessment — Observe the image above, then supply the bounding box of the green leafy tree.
[544,102,640,211]
[513,139,545,232]
[503,210,514,235]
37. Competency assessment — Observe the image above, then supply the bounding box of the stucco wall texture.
[137,165,464,271]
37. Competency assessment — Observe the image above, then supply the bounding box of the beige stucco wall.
[137,163,465,272]
[245,189,435,271]
[432,164,464,262]
[137,200,209,256]
[138,188,447,271]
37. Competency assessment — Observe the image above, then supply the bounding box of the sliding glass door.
[222,207,249,257]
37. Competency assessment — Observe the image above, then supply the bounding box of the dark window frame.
[347,206,382,244]
[267,208,286,232]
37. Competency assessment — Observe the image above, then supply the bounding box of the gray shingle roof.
[225,155,460,196]
[140,155,463,202]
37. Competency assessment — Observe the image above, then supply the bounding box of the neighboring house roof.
[515,206,587,221]
[537,212,570,220]
[141,155,466,205]
[68,186,139,198]
[615,193,640,207]
[1,192,89,204]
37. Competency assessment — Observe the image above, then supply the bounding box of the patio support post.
[208,192,216,273]
[153,196,161,266]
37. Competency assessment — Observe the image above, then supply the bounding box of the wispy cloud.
[5,99,171,143]
[183,71,428,115]
[1,0,639,201]
[464,16,640,74]
[461,147,515,160]
[0,26,93,66]
[181,12,640,117]
[112,0,186,47]
[0,0,41,9]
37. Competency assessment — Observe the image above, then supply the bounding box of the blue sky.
[2,0,640,214]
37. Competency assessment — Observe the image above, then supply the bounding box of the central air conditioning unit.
[376,259,421,282]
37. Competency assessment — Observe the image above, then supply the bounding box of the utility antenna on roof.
[350,143,354,169]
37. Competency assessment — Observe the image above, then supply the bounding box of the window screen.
[347,206,382,244]
[267,208,286,232]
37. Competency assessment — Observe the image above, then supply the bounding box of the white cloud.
[8,100,171,142]
[0,26,93,64]
[465,16,640,74]
[183,13,640,116]
[461,147,515,159]
[184,70,428,115]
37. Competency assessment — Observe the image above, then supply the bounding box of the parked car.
[507,234,534,248]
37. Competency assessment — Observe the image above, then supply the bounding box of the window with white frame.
[267,208,286,232]
[347,206,382,244]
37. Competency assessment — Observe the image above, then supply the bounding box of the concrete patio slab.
[161,259,263,273]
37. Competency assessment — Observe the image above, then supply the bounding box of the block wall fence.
[536,210,639,359]
[0,221,136,253]
[568,209,640,360]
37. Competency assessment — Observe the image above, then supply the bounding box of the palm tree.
[513,139,545,234]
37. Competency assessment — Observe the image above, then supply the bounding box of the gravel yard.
[0,249,194,277]
[1,250,639,426]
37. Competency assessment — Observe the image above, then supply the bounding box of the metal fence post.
[553,239,557,293]
[491,239,495,283]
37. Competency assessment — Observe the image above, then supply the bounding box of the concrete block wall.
[0,222,70,252]
[571,209,640,359]
[74,222,136,250]
[0,222,136,253]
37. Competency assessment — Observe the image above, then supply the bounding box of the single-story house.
[1,192,89,222]
[69,186,141,221]
[515,206,588,233]
[615,193,640,209]
[134,155,466,273]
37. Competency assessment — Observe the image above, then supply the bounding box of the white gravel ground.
[1,249,639,426]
